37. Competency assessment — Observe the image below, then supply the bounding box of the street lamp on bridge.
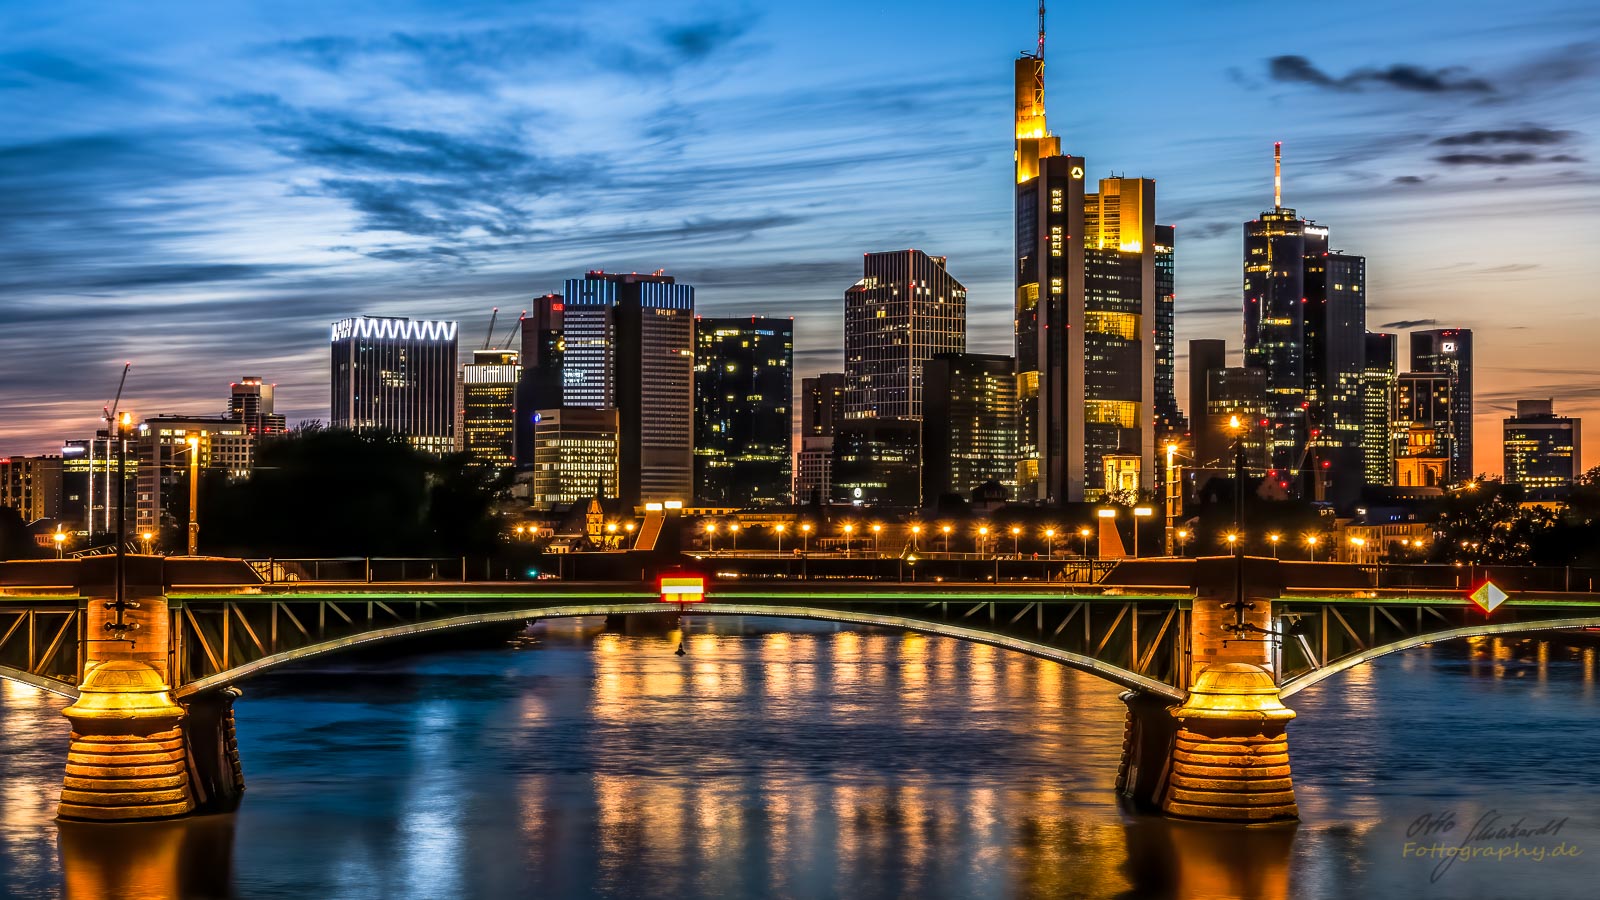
[1079,526,1091,559]
[774,523,786,553]
[1268,533,1281,558]
[800,522,812,553]
[1044,528,1056,558]
[729,522,741,551]
[1010,525,1021,557]
[705,521,717,552]
[842,523,855,557]
[1305,533,1320,562]
[1176,529,1190,557]
[942,524,953,553]
[977,525,990,557]
[872,523,882,556]
[909,524,922,552]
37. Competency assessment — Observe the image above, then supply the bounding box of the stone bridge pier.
[1116,556,1299,823]
[57,558,243,821]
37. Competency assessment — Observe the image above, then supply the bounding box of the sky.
[1,0,1597,474]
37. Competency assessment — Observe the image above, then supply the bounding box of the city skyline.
[1,1,1597,474]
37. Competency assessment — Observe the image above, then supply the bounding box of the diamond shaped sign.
[1469,580,1508,613]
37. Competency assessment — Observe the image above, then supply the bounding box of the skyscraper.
[1153,224,1181,430]
[922,353,1019,502]
[515,294,564,469]
[1392,372,1453,488]
[330,316,458,455]
[802,373,846,437]
[1410,328,1474,484]
[843,250,966,420]
[831,418,921,507]
[531,408,619,509]
[1362,333,1397,486]
[694,317,793,506]
[563,271,694,507]
[1187,339,1229,467]
[1504,400,1581,492]
[1013,27,1158,503]
[457,349,520,471]
[0,455,63,522]
[1243,144,1366,504]
[228,378,286,436]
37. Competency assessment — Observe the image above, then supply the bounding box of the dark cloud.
[1183,222,1234,240]
[1434,127,1573,146]
[1392,175,1428,185]
[660,17,750,61]
[1180,304,1241,317]
[1379,319,1439,329]
[1267,55,1494,93]
[1434,151,1582,166]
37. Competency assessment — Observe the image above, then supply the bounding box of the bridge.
[3,553,1599,824]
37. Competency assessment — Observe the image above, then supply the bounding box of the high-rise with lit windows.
[922,353,1019,501]
[843,250,966,421]
[1410,328,1474,484]
[1013,18,1158,503]
[514,294,564,469]
[330,316,458,455]
[1504,399,1579,492]
[562,271,694,507]
[457,349,520,472]
[1243,143,1366,505]
[1362,332,1397,486]
[693,317,793,506]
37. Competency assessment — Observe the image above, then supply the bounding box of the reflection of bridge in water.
[4,554,1600,826]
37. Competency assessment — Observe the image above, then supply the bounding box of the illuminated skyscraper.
[531,408,619,509]
[330,316,459,455]
[1013,14,1158,503]
[844,250,966,420]
[1153,225,1180,430]
[457,349,520,471]
[802,373,846,437]
[1243,144,1366,504]
[1410,328,1474,484]
[694,317,793,506]
[563,271,694,507]
[1362,333,1397,486]
[515,294,564,469]
[228,377,286,436]
[922,353,1019,501]
[1504,400,1580,492]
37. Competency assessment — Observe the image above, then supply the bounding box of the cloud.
[1267,55,1494,93]
[1392,175,1428,185]
[660,16,750,61]
[1379,318,1439,329]
[1434,127,1574,146]
[1434,151,1583,166]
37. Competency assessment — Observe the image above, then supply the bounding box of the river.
[2,617,1597,898]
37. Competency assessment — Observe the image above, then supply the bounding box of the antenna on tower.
[1038,1,1046,59]
[1274,141,1283,208]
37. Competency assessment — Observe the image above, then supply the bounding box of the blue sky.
[2,0,1597,472]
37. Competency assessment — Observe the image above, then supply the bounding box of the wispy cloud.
[1267,55,1495,93]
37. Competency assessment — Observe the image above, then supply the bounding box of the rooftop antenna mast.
[1038,1,1046,59]
[1274,141,1283,208]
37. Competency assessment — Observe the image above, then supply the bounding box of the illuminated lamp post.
[801,522,812,553]
[842,523,855,558]
[1176,529,1190,557]
[1268,533,1281,558]
[705,522,717,552]
[942,524,953,553]
[140,531,153,556]
[184,434,200,556]
[1079,526,1091,558]
[1010,525,1022,558]
[53,530,66,559]
[1044,528,1056,558]
[774,523,786,553]
[977,525,990,557]
[871,523,882,555]
[729,522,741,551]
[1305,534,1320,562]
[909,524,922,552]
[1132,506,1154,558]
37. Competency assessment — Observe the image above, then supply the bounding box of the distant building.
[0,455,63,523]
[563,271,694,507]
[1188,339,1229,468]
[1410,328,1474,484]
[330,316,459,455]
[831,418,921,507]
[1504,399,1581,491]
[1392,372,1453,486]
[922,353,1018,502]
[794,436,834,506]
[1243,144,1366,504]
[1206,368,1271,476]
[1154,225,1181,431]
[457,350,520,471]
[1362,333,1397,487]
[61,432,136,536]
[530,408,619,509]
[228,377,287,436]
[693,317,793,507]
[802,372,846,438]
[515,294,564,469]
[844,250,966,420]
[133,416,253,538]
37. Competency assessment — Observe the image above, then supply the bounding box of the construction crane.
[102,362,131,431]
[481,307,499,351]
[495,310,524,352]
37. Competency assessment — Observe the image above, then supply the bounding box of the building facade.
[457,349,520,471]
[515,294,565,469]
[563,271,694,507]
[802,372,846,438]
[830,418,921,507]
[330,316,459,455]
[1242,144,1366,505]
[0,455,63,523]
[1504,399,1581,491]
[228,377,287,436]
[61,433,135,536]
[693,317,793,506]
[1012,42,1158,503]
[843,250,966,420]
[1187,339,1229,468]
[1362,333,1397,487]
[1153,224,1180,431]
[530,408,619,509]
[1410,328,1474,484]
[922,353,1019,502]
[132,416,253,539]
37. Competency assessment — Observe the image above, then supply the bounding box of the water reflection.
[2,621,1599,898]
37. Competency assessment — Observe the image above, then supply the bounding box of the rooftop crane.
[102,362,131,431]
[495,310,525,352]
[481,307,499,351]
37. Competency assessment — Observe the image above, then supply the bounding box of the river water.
[2,617,1597,899]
